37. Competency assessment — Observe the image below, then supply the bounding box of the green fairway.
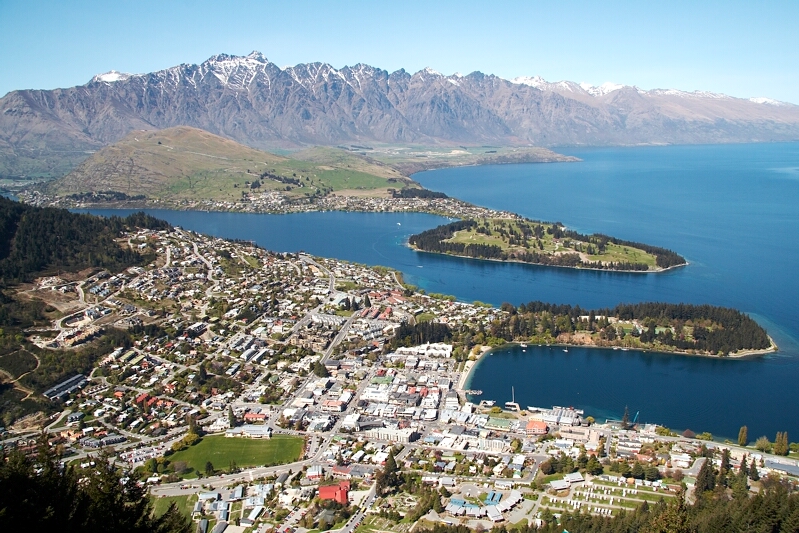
[168,434,304,473]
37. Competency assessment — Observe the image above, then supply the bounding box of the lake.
[80,141,799,441]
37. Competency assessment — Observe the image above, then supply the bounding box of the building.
[363,427,419,443]
[243,412,267,423]
[307,465,324,481]
[43,374,88,400]
[525,420,548,436]
[225,424,272,438]
[318,481,350,505]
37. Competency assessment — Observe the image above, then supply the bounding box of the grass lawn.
[151,494,196,518]
[441,218,661,268]
[586,243,657,267]
[168,434,304,473]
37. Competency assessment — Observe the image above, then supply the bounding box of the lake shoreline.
[459,336,780,394]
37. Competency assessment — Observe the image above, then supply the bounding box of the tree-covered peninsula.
[484,301,773,356]
[408,218,686,271]
[384,300,772,357]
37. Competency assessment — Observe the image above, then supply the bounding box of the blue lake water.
[80,141,799,441]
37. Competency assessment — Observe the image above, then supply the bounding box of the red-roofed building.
[244,412,267,423]
[525,420,548,436]
[318,481,350,505]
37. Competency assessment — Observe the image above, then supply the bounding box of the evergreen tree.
[376,449,400,494]
[585,456,603,476]
[0,442,190,533]
[622,406,630,429]
[738,453,748,479]
[641,488,689,533]
[749,458,760,481]
[717,448,730,487]
[694,458,715,494]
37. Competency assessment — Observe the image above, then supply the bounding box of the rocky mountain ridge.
[2,51,798,178]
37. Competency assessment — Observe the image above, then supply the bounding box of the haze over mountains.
[2,51,798,179]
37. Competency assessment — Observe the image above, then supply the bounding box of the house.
[318,481,350,505]
[331,465,353,479]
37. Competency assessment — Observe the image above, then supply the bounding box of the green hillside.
[46,127,417,203]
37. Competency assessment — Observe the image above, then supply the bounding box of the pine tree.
[694,458,715,494]
[749,458,760,481]
[738,453,748,478]
[717,448,731,487]
[0,443,190,532]
[622,406,630,429]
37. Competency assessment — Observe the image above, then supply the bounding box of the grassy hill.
[45,127,417,203]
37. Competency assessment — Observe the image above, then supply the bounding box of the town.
[5,226,799,533]
[19,188,522,221]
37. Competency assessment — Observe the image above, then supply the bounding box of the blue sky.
[2,0,798,103]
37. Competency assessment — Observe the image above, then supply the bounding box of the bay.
[415,142,799,440]
[79,141,799,440]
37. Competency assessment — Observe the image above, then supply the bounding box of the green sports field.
[168,434,304,472]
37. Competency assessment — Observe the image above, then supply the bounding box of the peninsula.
[409,219,687,272]
[14,127,690,275]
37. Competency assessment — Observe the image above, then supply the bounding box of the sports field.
[168,434,304,472]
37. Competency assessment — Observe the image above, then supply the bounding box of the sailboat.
[505,386,520,411]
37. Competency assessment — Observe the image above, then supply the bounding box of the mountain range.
[2,51,798,179]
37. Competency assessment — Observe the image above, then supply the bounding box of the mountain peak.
[580,81,625,96]
[91,70,132,83]
[203,51,269,66]
[749,96,792,106]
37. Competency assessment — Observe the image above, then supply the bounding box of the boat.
[520,343,528,348]
[504,386,520,411]
[563,348,569,352]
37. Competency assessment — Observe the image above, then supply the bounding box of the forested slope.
[0,196,168,285]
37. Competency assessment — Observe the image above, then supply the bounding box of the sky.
[1,0,798,103]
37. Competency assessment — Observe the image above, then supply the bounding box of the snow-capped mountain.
[1,51,798,178]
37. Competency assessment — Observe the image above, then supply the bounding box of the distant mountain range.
[2,51,798,179]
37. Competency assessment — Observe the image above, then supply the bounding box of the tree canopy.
[0,439,191,533]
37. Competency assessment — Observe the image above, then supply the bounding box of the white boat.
[504,386,520,411]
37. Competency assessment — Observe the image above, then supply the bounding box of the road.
[300,254,335,293]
